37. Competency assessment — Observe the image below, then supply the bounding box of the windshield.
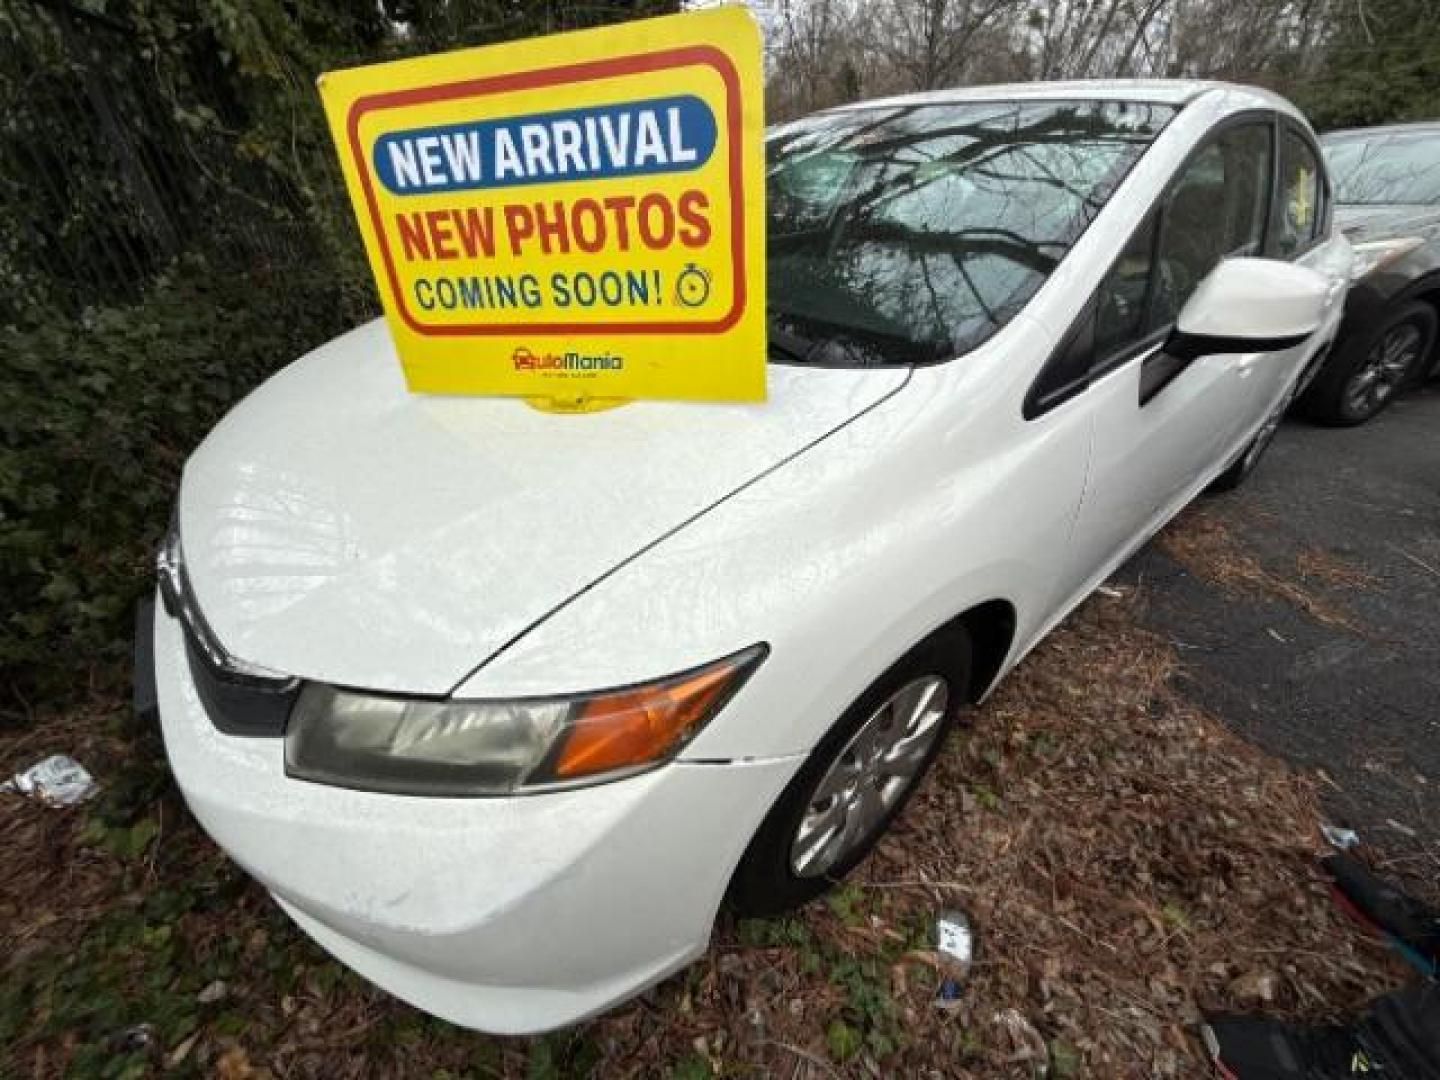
[765,99,1177,366]
[1324,129,1440,206]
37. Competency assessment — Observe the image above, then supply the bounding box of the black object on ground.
[133,598,159,727]
[1325,853,1440,977]
[1203,982,1440,1079]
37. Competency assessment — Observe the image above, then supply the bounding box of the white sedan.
[147,79,1351,1033]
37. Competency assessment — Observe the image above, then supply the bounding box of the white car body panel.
[458,85,1352,757]
[157,80,1353,1033]
[459,318,1090,759]
[179,322,905,693]
[155,603,802,1033]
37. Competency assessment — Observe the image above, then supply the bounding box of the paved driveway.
[1121,382,1440,878]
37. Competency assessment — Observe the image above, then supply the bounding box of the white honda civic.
[147,80,1351,1033]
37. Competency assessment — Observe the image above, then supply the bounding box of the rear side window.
[1272,128,1325,257]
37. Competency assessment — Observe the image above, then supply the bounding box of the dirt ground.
[2,573,1420,1077]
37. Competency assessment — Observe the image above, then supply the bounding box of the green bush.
[0,260,358,713]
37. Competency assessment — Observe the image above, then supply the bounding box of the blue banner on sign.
[374,94,717,195]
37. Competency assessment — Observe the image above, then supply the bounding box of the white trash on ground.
[936,909,975,971]
[934,909,975,1006]
[2,754,98,806]
[1321,822,1360,850]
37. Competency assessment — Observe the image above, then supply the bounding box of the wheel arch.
[724,596,1019,915]
[932,598,1018,703]
[1402,278,1440,371]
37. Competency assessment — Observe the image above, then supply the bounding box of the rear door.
[1264,118,1351,399]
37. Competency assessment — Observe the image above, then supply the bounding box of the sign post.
[319,7,766,406]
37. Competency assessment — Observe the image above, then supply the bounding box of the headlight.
[1349,237,1425,281]
[285,645,766,796]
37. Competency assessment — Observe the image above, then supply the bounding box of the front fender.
[457,326,1089,760]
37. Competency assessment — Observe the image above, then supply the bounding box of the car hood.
[1335,202,1440,242]
[179,320,909,693]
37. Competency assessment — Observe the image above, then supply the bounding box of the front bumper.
[151,598,800,1033]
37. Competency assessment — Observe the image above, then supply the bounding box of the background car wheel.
[726,627,971,916]
[1299,302,1437,426]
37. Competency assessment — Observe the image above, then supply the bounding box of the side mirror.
[1167,257,1332,361]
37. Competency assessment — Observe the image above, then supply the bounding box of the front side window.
[1151,122,1273,327]
[1272,128,1325,257]
[1028,120,1276,415]
[765,100,1177,366]
[1324,129,1440,207]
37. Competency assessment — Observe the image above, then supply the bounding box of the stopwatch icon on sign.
[674,263,712,309]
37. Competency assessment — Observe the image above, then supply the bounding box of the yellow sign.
[318,7,766,403]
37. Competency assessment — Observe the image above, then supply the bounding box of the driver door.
[1045,118,1281,597]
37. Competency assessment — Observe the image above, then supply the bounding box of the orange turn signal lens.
[551,648,764,780]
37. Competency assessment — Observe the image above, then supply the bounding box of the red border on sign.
[346,46,747,337]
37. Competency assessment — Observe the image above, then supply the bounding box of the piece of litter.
[936,977,963,1005]
[934,909,974,1007]
[165,1031,202,1069]
[1266,627,1287,643]
[1386,819,1417,839]
[107,1023,155,1053]
[1321,823,1360,850]
[3,755,98,807]
[197,979,228,1004]
[936,910,974,971]
[1097,586,1125,599]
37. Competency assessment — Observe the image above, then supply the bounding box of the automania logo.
[512,346,624,372]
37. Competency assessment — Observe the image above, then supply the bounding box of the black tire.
[1299,302,1437,426]
[726,627,971,916]
[1207,412,1280,494]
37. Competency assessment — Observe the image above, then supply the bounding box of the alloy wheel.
[1343,322,1423,419]
[789,676,949,878]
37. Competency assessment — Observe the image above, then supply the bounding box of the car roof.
[1322,121,1440,141]
[820,79,1293,115]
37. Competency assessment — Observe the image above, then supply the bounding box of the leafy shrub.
[0,259,359,713]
